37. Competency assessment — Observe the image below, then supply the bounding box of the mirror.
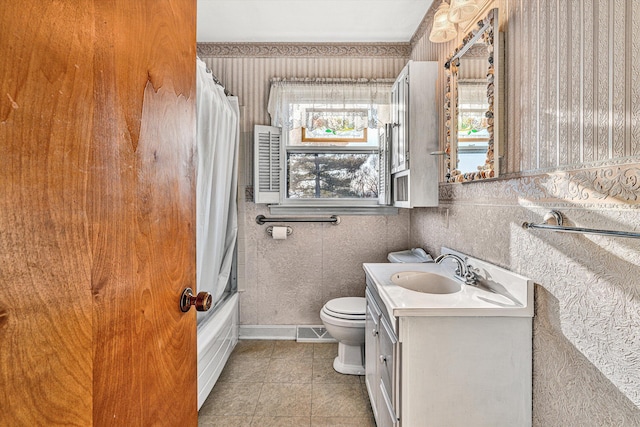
[444,9,501,183]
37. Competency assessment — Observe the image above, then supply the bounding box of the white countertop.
[363,253,534,318]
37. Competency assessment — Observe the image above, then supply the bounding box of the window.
[255,79,394,210]
[287,152,379,199]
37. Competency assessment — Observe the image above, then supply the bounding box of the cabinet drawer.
[366,281,393,328]
[378,316,397,406]
[365,288,381,327]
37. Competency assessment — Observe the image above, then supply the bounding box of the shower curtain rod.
[209,72,232,95]
[199,57,233,96]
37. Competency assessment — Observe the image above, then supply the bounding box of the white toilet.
[320,248,432,375]
[320,297,366,375]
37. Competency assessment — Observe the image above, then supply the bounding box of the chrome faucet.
[434,254,478,286]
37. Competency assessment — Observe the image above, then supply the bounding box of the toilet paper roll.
[271,226,288,240]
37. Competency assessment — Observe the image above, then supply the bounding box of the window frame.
[260,79,396,214]
[281,120,384,207]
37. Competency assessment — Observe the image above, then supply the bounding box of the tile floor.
[198,340,376,427]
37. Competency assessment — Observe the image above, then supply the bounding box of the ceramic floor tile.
[272,341,314,359]
[200,382,263,416]
[199,341,373,426]
[312,359,361,385]
[232,340,275,359]
[255,383,312,417]
[311,383,369,417]
[360,383,374,415]
[265,358,313,383]
[312,343,338,359]
[310,416,376,427]
[218,356,270,383]
[198,416,253,427]
[250,416,312,426]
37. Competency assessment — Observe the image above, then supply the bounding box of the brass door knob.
[180,288,212,312]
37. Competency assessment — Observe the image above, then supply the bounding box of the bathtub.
[197,292,239,409]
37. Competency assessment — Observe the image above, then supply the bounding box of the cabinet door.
[397,72,409,171]
[379,316,397,411]
[365,291,381,421]
[379,381,398,427]
[391,70,409,174]
[378,316,399,427]
[390,79,401,173]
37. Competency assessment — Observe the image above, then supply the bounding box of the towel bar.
[256,215,340,225]
[522,210,640,239]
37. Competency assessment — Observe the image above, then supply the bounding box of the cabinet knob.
[379,355,387,364]
[372,329,378,337]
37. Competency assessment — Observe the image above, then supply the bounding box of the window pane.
[287,153,379,199]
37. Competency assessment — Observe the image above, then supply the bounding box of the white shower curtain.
[196,58,239,321]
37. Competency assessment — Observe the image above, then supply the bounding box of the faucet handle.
[464,265,478,286]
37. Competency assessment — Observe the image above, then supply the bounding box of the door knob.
[180,287,212,312]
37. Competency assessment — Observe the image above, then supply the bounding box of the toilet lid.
[324,297,365,316]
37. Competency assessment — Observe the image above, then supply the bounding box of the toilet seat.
[322,297,365,320]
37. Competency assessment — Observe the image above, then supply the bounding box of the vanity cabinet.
[365,286,398,427]
[364,268,532,427]
[389,61,439,208]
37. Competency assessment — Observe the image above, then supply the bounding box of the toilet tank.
[387,248,432,263]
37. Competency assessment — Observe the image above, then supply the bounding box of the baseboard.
[239,325,336,342]
[239,325,297,340]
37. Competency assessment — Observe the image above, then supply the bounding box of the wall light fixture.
[429,0,480,43]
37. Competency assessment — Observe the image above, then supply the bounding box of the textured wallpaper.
[410,179,640,425]
[410,0,640,425]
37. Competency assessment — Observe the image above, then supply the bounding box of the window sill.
[268,204,399,216]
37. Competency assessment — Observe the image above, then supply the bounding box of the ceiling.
[197,0,435,43]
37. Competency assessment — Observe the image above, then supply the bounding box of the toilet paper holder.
[266,225,293,237]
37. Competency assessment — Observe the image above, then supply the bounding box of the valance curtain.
[458,81,489,107]
[196,58,239,322]
[267,78,394,131]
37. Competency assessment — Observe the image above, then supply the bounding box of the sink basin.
[390,271,462,294]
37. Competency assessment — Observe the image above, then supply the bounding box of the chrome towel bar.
[522,210,640,239]
[256,215,340,225]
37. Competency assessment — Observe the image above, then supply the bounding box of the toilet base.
[333,342,365,375]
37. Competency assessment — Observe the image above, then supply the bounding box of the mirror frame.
[444,8,501,183]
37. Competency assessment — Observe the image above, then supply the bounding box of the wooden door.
[0,1,198,425]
